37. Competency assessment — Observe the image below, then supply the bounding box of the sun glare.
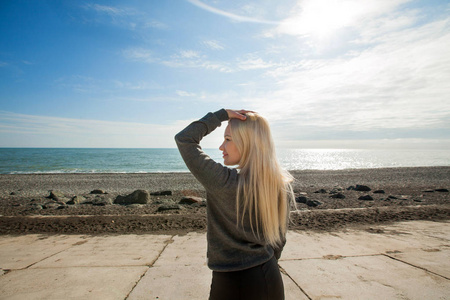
[279,0,366,38]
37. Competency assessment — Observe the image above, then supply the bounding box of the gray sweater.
[175,109,285,272]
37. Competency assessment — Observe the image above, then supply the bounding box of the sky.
[0,0,449,149]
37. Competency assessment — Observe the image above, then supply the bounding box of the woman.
[175,109,294,300]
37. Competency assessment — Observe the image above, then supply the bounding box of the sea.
[0,148,449,174]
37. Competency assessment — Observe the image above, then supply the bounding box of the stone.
[422,190,435,193]
[10,192,16,195]
[114,190,150,205]
[92,197,112,206]
[150,191,172,196]
[359,195,374,201]
[90,189,107,194]
[330,193,346,199]
[158,204,182,212]
[435,189,449,192]
[191,201,207,208]
[353,185,371,192]
[374,190,385,194]
[67,196,85,205]
[47,190,66,201]
[306,200,322,207]
[43,201,61,209]
[27,203,43,210]
[314,189,327,194]
[179,196,203,205]
[388,195,398,200]
[295,196,308,203]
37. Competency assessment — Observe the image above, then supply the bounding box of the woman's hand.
[226,109,255,121]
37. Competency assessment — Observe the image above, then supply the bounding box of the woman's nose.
[219,143,224,151]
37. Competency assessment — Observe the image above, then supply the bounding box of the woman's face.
[219,123,241,166]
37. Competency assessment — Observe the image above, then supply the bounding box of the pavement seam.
[124,234,175,300]
[382,254,450,280]
[22,246,76,270]
[279,264,312,300]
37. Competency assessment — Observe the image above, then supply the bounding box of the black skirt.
[209,256,284,300]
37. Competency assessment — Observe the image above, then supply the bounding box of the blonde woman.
[175,109,294,300]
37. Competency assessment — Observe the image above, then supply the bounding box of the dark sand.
[0,167,449,234]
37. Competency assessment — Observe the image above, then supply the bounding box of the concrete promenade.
[0,220,449,299]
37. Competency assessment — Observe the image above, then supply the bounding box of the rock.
[306,200,322,207]
[373,190,385,194]
[47,190,66,201]
[67,196,85,205]
[330,193,346,199]
[150,190,172,196]
[358,195,374,201]
[43,201,61,209]
[27,203,43,210]
[350,185,371,191]
[314,189,327,194]
[153,199,175,205]
[90,189,107,194]
[388,195,398,200]
[191,201,207,208]
[10,192,16,195]
[330,187,343,194]
[422,190,435,193]
[114,190,150,205]
[295,196,308,203]
[158,203,182,212]
[435,188,449,193]
[92,196,112,206]
[179,196,203,205]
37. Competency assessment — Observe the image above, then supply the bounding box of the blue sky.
[1,0,449,149]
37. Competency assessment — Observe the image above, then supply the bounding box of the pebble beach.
[0,167,449,234]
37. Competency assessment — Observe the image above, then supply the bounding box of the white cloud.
[186,0,277,24]
[202,40,225,50]
[122,48,155,63]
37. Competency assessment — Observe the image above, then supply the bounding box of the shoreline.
[0,166,449,234]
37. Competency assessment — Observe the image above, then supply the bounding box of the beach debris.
[347,185,371,192]
[373,190,385,194]
[90,189,107,194]
[158,203,182,212]
[295,196,308,203]
[435,188,449,192]
[114,190,150,205]
[306,199,322,207]
[358,195,374,201]
[314,189,327,194]
[179,196,203,205]
[150,190,172,196]
[330,193,346,199]
[67,196,85,205]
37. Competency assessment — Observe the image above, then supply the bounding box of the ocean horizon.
[0,148,449,174]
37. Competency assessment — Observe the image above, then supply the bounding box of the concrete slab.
[389,248,450,278]
[0,266,147,300]
[281,231,377,260]
[280,255,450,300]
[128,265,211,299]
[0,234,85,269]
[281,272,309,300]
[31,234,172,268]
[153,232,207,267]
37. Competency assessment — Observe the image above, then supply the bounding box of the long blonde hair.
[230,113,295,247]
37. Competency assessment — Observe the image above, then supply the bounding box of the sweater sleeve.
[174,109,234,192]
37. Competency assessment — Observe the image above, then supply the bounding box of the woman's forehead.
[224,123,232,136]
